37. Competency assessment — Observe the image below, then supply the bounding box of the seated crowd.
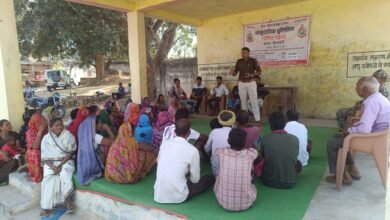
[0,70,388,216]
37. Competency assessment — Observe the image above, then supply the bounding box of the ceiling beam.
[65,0,135,12]
[145,10,202,26]
[136,0,185,12]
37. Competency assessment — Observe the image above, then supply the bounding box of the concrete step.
[0,172,41,218]
[75,190,185,220]
[0,185,37,218]
[5,205,103,220]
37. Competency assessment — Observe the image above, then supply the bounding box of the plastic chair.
[336,129,389,191]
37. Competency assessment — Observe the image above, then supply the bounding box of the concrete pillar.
[0,0,24,129]
[127,11,148,103]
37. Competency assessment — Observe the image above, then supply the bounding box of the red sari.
[26,114,47,183]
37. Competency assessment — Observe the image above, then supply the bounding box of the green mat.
[75,119,337,220]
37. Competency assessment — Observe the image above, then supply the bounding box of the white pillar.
[127,11,148,103]
[0,0,24,129]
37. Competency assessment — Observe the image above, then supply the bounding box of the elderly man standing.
[230,47,262,122]
[326,76,390,185]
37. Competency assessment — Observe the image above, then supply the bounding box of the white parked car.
[44,69,72,91]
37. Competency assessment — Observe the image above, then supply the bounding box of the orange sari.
[26,114,47,183]
[105,123,156,183]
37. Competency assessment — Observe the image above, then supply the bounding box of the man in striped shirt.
[214,128,258,211]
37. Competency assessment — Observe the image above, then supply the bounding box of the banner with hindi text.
[243,16,311,67]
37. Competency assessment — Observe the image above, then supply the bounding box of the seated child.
[214,128,258,211]
[1,134,25,168]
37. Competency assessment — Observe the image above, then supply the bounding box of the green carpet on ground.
[74,118,337,220]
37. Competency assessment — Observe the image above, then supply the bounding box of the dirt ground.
[35,76,131,98]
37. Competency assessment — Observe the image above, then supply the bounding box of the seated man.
[190,76,206,113]
[154,119,215,203]
[236,110,262,149]
[162,108,208,159]
[284,110,309,166]
[207,76,229,116]
[227,85,240,113]
[261,111,301,188]
[336,69,388,130]
[326,76,390,185]
[214,128,258,211]
[169,78,196,113]
[204,110,236,175]
[112,82,126,100]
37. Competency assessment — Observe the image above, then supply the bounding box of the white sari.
[40,129,77,210]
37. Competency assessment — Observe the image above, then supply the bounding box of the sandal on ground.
[40,209,49,217]
[66,204,75,213]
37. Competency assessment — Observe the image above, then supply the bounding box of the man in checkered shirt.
[214,128,258,211]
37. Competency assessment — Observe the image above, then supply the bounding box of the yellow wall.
[197,0,390,119]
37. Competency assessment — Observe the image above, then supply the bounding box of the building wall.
[197,0,390,118]
[160,58,198,97]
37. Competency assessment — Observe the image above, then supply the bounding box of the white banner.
[243,16,311,67]
[198,63,237,81]
[347,50,390,78]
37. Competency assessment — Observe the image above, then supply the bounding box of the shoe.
[17,165,28,173]
[348,165,361,180]
[0,181,8,186]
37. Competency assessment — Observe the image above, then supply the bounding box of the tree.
[145,19,178,99]
[15,0,128,80]
[15,0,197,98]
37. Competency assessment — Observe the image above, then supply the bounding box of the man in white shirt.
[207,76,230,116]
[204,110,236,175]
[154,119,215,203]
[284,110,309,166]
[162,108,208,159]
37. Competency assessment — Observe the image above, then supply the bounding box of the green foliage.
[15,0,128,67]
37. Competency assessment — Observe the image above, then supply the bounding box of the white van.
[44,69,71,91]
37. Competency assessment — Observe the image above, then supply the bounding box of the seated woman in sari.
[110,103,124,131]
[135,114,153,145]
[67,107,90,144]
[77,116,114,185]
[40,118,76,217]
[152,112,173,149]
[155,94,168,112]
[26,114,48,183]
[168,96,179,123]
[105,122,156,183]
[97,109,117,137]
[140,97,157,124]
[127,104,140,126]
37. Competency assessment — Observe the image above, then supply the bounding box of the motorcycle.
[25,92,67,119]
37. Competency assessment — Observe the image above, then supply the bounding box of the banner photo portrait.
[243,16,311,67]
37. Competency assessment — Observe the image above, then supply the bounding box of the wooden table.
[258,86,297,116]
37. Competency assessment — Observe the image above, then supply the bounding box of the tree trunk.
[95,54,105,83]
[145,19,178,100]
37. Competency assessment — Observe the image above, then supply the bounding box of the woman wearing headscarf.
[127,104,140,126]
[152,112,173,150]
[168,96,179,123]
[135,114,153,145]
[40,118,76,216]
[26,113,48,183]
[67,107,90,143]
[110,102,124,131]
[97,109,117,137]
[105,123,156,183]
[76,115,114,185]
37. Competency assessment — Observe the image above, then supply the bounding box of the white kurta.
[40,129,77,209]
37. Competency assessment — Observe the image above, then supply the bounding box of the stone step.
[75,190,186,220]
[6,205,103,220]
[0,172,41,218]
[0,185,37,218]
[9,172,41,200]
